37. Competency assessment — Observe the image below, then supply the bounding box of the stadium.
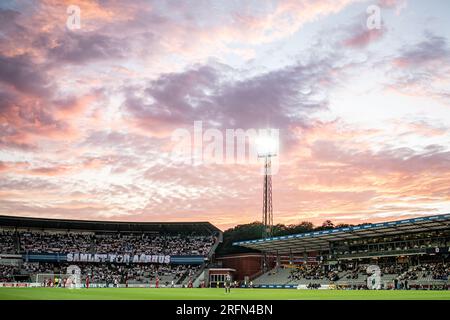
[0,214,449,300]
[1,0,450,305]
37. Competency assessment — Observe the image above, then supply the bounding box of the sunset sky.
[0,0,449,230]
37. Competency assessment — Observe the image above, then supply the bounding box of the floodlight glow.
[256,132,278,157]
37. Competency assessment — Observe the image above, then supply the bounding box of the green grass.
[0,288,449,300]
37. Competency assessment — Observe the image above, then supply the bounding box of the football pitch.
[0,288,449,300]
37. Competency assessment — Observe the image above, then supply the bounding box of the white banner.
[0,282,40,287]
[66,253,170,264]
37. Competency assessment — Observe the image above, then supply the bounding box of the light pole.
[259,153,275,238]
[256,131,278,272]
[256,131,278,239]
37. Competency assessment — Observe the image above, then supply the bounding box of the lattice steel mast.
[256,130,278,272]
[261,155,273,238]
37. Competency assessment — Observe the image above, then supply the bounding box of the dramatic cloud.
[343,27,385,48]
[386,32,450,102]
[0,0,449,229]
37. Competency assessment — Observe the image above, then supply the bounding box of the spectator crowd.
[283,261,449,288]
[0,262,201,285]
[288,264,339,282]
[0,230,215,256]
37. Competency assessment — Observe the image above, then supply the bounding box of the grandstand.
[234,214,450,290]
[1,214,449,292]
[0,216,221,287]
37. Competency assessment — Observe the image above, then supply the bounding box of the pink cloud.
[343,28,385,48]
[0,1,449,230]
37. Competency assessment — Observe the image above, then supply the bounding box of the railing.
[249,270,264,281]
[207,234,222,261]
[337,248,426,259]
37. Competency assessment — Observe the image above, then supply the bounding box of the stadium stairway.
[285,271,348,286]
[252,268,292,285]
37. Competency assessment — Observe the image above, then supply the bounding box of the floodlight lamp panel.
[255,134,278,156]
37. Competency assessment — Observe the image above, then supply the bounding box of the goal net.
[35,273,71,285]
[35,265,83,289]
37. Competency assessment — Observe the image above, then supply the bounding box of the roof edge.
[233,213,450,246]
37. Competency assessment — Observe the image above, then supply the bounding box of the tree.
[316,220,334,230]
[216,222,265,255]
[216,220,344,255]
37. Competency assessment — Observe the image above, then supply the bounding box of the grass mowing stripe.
[0,288,449,300]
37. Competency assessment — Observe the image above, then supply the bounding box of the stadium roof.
[0,215,221,235]
[233,214,450,254]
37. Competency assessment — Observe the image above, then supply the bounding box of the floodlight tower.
[260,154,274,238]
[256,131,278,273]
[256,132,278,239]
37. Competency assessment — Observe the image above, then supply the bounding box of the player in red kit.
[155,277,159,288]
[85,275,90,289]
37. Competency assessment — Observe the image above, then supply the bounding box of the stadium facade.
[231,214,449,289]
[0,215,222,287]
[0,214,449,290]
